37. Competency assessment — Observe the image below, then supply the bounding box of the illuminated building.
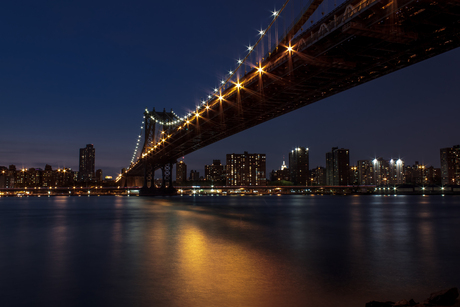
[349,166,358,185]
[0,165,16,188]
[55,168,75,187]
[205,160,225,183]
[79,144,95,182]
[389,159,405,185]
[440,145,460,185]
[226,152,266,186]
[270,160,290,182]
[289,147,309,185]
[310,166,326,186]
[176,160,187,184]
[42,164,54,187]
[357,160,374,185]
[326,147,350,186]
[0,166,8,188]
[372,157,392,186]
[27,168,42,187]
[405,161,428,185]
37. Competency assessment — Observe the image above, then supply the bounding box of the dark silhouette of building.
[96,169,103,182]
[427,166,441,185]
[289,147,309,185]
[226,152,266,186]
[440,145,460,185]
[176,160,187,184]
[205,160,225,184]
[326,147,350,185]
[79,144,95,182]
[189,170,200,181]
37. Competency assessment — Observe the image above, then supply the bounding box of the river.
[0,195,459,306]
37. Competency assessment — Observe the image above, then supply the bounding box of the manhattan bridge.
[117,0,460,195]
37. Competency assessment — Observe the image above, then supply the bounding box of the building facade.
[326,147,350,185]
[189,170,200,181]
[357,160,374,185]
[270,161,290,182]
[176,160,187,184]
[226,152,266,186]
[440,145,460,185]
[205,160,225,183]
[0,165,75,188]
[310,166,326,185]
[79,144,95,182]
[289,147,309,185]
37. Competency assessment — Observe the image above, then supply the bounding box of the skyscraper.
[79,144,95,182]
[226,152,266,186]
[440,145,460,185]
[176,160,187,184]
[326,147,350,185]
[289,147,309,185]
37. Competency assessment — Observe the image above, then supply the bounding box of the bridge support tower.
[139,108,180,196]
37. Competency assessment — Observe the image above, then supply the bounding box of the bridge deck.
[127,0,460,176]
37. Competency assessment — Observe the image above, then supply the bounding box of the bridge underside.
[127,0,460,177]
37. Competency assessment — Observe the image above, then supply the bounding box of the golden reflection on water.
[136,204,322,306]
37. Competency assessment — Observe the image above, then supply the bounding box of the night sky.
[1,0,459,177]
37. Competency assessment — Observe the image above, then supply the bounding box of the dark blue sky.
[1,0,459,177]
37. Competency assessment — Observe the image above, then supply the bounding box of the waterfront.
[1,195,459,306]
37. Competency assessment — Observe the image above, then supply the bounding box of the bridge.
[117,0,460,194]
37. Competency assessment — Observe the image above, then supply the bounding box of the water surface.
[1,195,459,306]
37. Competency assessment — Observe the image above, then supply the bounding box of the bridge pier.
[140,161,176,196]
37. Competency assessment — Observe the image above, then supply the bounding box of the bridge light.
[272,10,279,17]
[237,59,242,64]
[208,95,211,99]
[219,95,223,101]
[236,82,241,89]
[214,88,218,93]
[257,67,264,73]
[247,45,253,51]
[259,29,265,36]
[228,70,233,75]
[287,46,293,52]
[221,80,225,85]
[206,105,210,109]
[186,120,190,124]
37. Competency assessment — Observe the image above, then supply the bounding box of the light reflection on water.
[0,195,459,306]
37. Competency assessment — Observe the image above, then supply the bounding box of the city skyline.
[1,142,456,180]
[1,0,459,177]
